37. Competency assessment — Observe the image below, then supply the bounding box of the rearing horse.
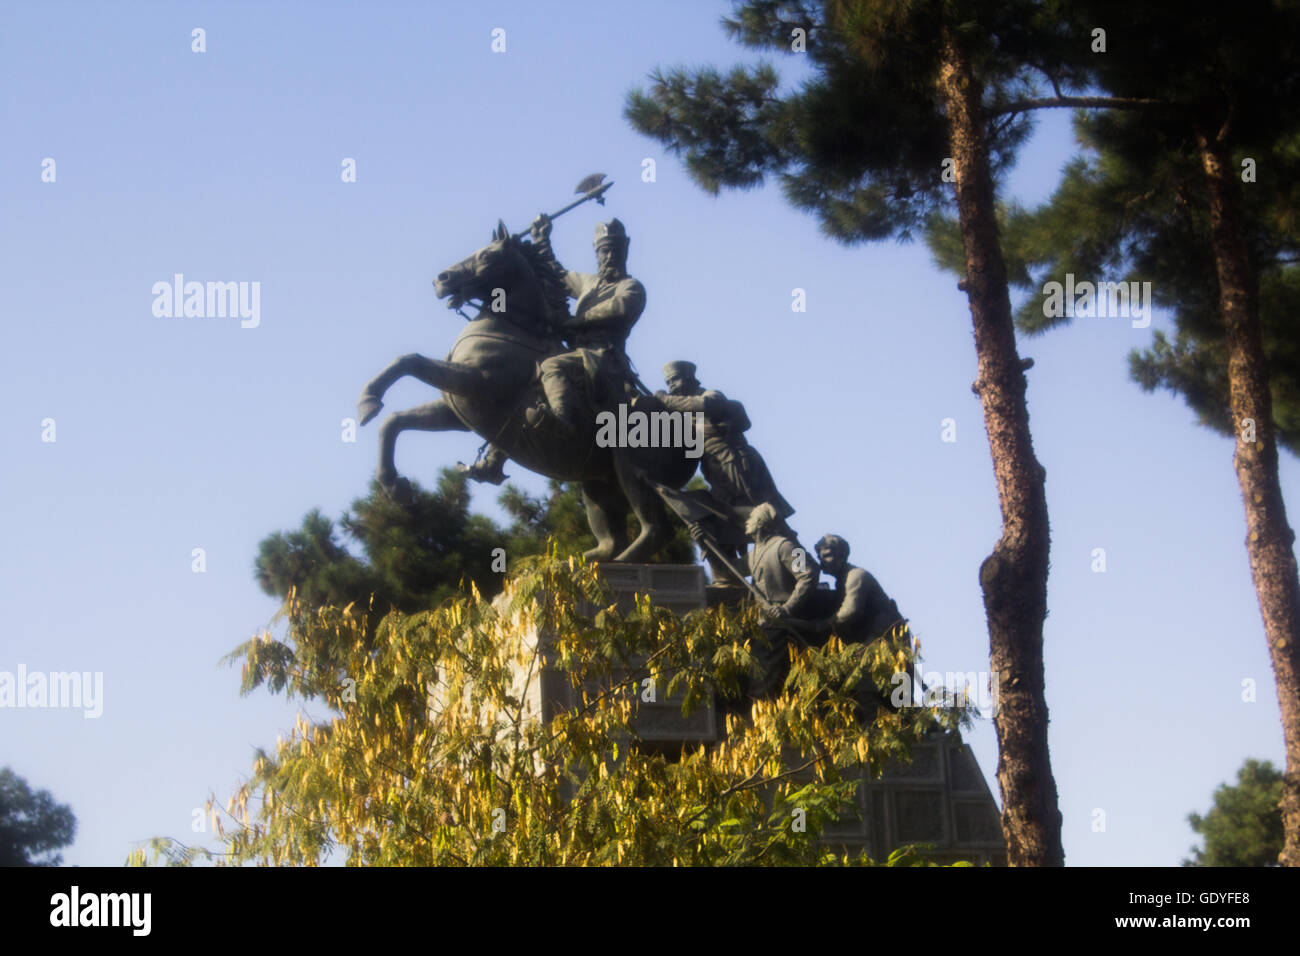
[356,220,698,562]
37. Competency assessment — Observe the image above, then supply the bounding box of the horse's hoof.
[357,394,384,426]
[457,460,509,486]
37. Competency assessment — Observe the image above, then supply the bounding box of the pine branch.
[989,95,1168,116]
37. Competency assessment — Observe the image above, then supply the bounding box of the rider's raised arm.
[530,214,573,288]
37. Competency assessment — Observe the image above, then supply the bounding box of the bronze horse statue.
[356,221,698,562]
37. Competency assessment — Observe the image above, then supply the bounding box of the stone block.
[519,564,718,745]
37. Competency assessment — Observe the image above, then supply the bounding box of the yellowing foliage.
[135,547,964,866]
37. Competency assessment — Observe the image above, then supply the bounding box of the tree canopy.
[1185,759,1285,867]
[927,0,1300,864]
[931,110,1300,453]
[254,468,695,620]
[0,768,77,867]
[624,0,1062,242]
[137,470,969,866]
[133,551,965,866]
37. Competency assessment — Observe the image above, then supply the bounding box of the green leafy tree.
[0,768,76,867]
[132,551,966,866]
[248,468,696,702]
[256,471,513,617]
[255,468,695,620]
[624,0,1094,864]
[929,0,1300,864]
[1185,759,1284,867]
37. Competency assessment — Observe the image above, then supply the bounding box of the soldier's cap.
[594,218,629,248]
[663,360,696,381]
[816,534,850,560]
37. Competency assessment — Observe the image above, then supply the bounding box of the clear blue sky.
[2,0,1292,866]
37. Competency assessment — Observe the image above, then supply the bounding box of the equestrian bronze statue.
[356,178,698,563]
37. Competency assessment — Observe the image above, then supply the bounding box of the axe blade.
[575,173,607,195]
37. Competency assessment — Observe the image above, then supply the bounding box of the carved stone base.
[800,734,1007,866]
[511,562,1006,865]
[525,563,719,747]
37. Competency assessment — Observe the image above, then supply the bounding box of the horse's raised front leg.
[377,399,471,502]
[358,353,489,426]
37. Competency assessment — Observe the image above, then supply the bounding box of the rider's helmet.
[594,219,629,269]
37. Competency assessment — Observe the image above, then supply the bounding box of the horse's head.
[433,220,541,318]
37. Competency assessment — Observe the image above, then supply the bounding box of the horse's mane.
[516,239,572,330]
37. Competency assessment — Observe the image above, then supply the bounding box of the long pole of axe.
[512,173,614,241]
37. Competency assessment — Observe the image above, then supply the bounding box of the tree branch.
[989,95,1168,116]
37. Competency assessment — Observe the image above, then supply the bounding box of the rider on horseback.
[461,214,646,484]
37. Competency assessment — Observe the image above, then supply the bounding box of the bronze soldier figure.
[809,534,904,644]
[658,361,794,584]
[740,503,820,698]
[657,361,793,516]
[804,533,906,719]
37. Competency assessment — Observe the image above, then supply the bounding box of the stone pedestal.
[807,734,1007,866]
[522,563,720,748]
[515,562,1006,865]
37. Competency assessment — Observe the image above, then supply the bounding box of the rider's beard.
[598,262,625,283]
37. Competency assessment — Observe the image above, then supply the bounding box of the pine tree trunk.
[937,29,1063,866]
[1198,130,1300,866]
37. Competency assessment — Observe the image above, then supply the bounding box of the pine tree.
[1185,759,1285,867]
[931,0,1300,864]
[625,0,1079,864]
[255,468,695,619]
